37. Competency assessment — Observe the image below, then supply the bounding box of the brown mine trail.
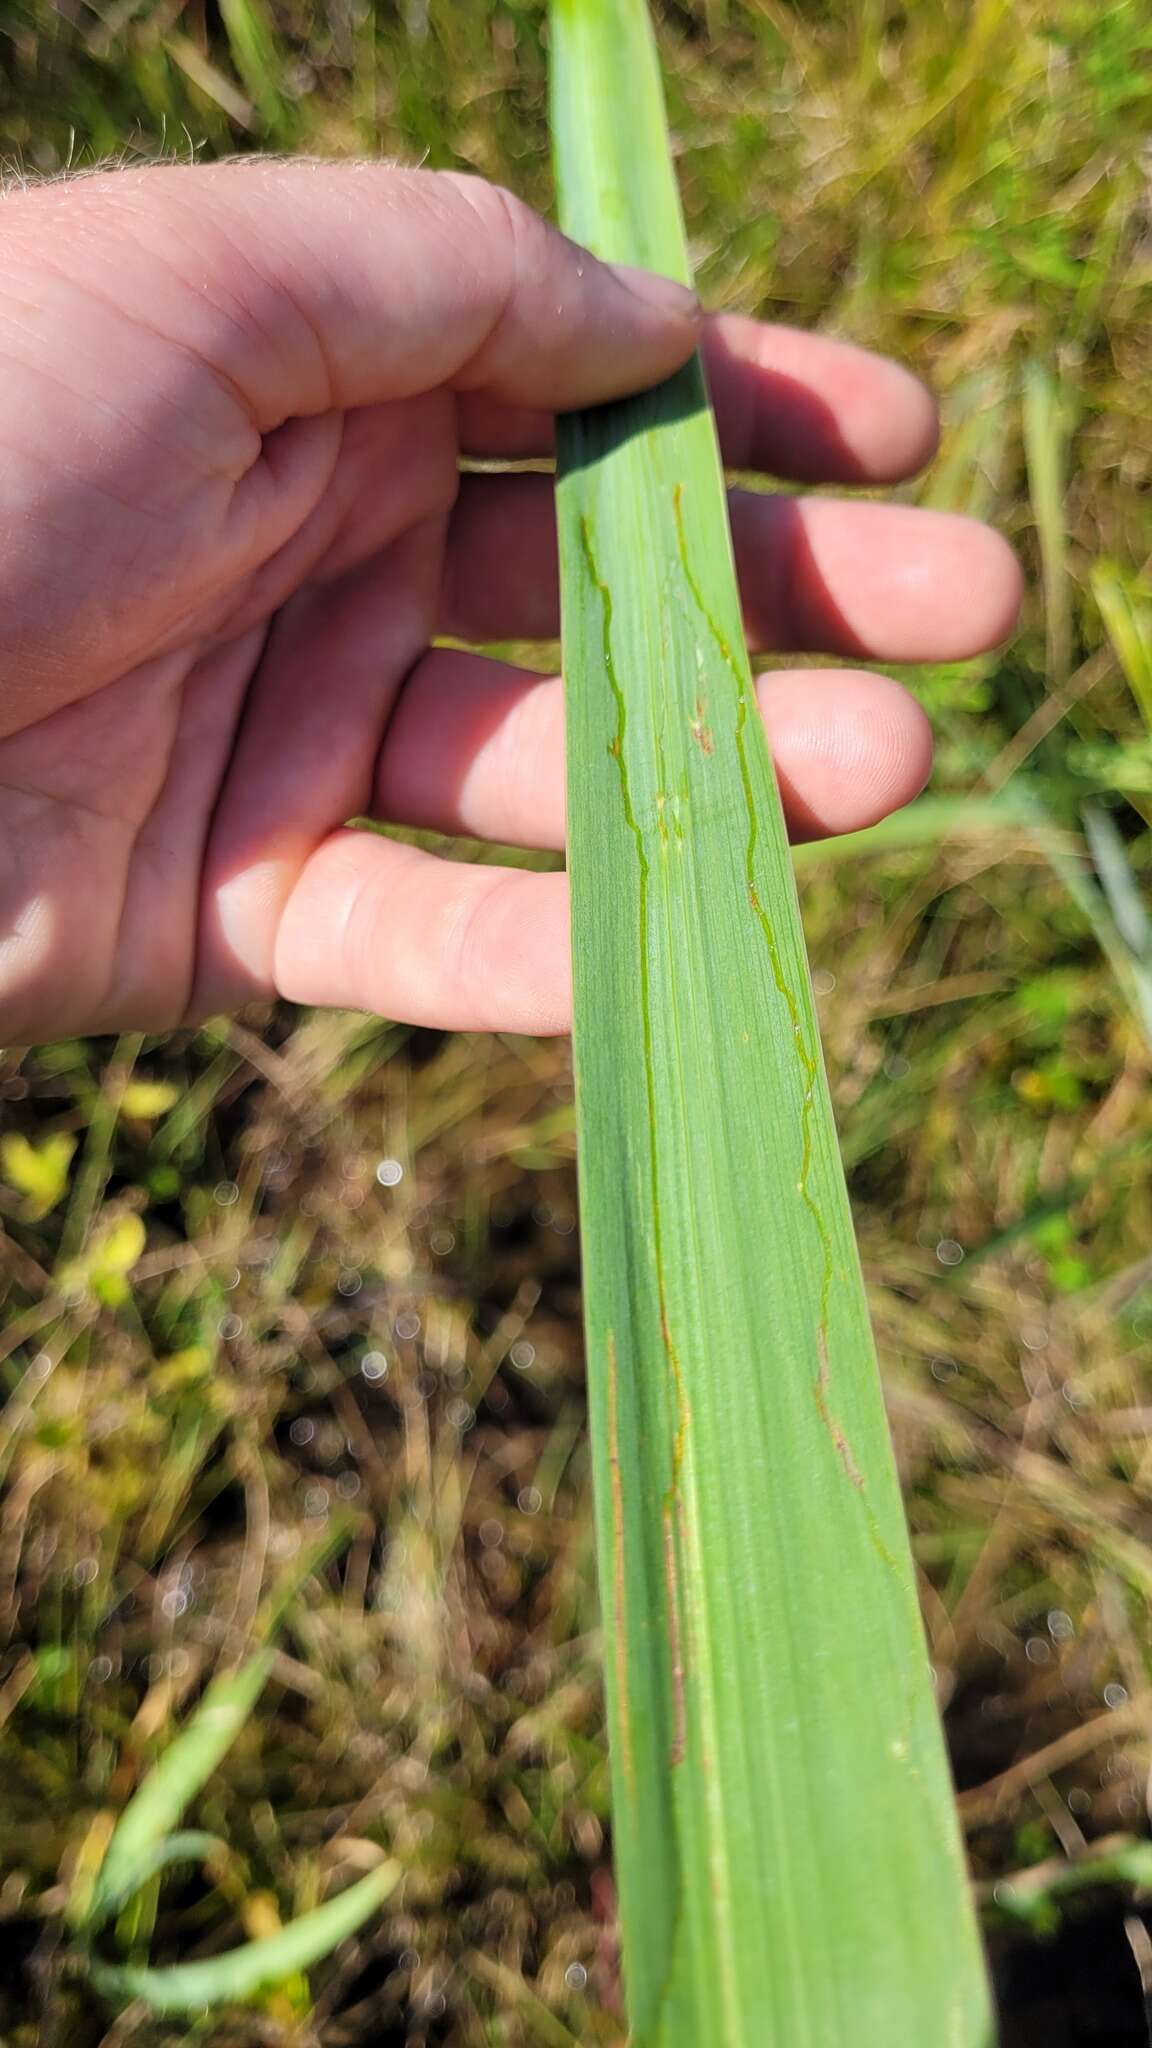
[668,485,844,1436]
[577,511,693,1732]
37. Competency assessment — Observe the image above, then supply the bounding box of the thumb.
[436,171,702,408]
[21,161,700,426]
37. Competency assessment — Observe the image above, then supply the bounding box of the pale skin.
[0,161,1021,1045]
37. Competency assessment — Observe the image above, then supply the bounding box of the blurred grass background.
[1,1,1151,2042]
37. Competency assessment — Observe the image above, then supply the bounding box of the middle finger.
[442,471,1022,663]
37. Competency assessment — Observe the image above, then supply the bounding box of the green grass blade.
[790,790,1038,867]
[992,1840,1152,1937]
[89,1515,357,1926]
[91,1860,400,2012]
[1023,796,1152,1051]
[1092,558,1152,736]
[216,0,293,139]
[86,1832,229,1929]
[1084,804,1152,962]
[1022,360,1074,691]
[550,5,993,2043]
[90,1650,276,1925]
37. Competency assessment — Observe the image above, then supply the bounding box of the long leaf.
[92,1861,400,2012]
[89,1514,356,1925]
[550,4,993,2043]
[90,1651,276,1924]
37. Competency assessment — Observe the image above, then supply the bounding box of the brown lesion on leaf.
[689,697,713,753]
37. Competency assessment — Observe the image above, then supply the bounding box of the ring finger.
[442,473,1022,662]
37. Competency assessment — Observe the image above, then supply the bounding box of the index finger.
[7,161,700,429]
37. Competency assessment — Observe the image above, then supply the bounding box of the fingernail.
[608,262,700,321]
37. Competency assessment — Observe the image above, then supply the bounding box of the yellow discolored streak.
[662,1502,688,1768]
[814,1331,863,1490]
[606,1331,636,1806]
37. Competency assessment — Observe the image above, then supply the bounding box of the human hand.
[0,162,1020,1043]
